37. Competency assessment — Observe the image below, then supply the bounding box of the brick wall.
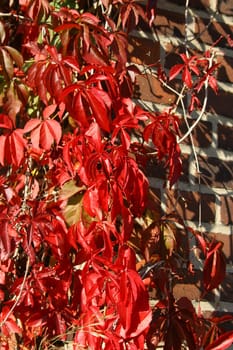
[131,0,233,310]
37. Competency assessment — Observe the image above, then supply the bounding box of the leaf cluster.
[0,1,230,349]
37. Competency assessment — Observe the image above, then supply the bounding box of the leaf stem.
[0,257,30,328]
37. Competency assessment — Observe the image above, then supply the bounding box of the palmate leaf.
[54,12,111,67]
[62,82,112,132]
[120,1,146,33]
[143,111,182,186]
[109,30,128,68]
[169,54,199,88]
[24,118,62,150]
[0,1,228,349]
[26,45,78,105]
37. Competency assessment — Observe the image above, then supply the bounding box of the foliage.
[0,0,232,349]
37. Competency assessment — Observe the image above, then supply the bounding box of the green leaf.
[63,193,85,226]
[60,180,85,200]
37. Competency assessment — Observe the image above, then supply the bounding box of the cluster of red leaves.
[139,220,229,350]
[0,0,231,349]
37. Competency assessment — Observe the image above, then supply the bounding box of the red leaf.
[0,114,13,129]
[169,64,183,81]
[226,35,233,47]
[83,185,103,220]
[73,92,90,128]
[0,219,11,261]
[40,119,62,149]
[203,241,226,291]
[117,269,152,339]
[43,104,57,120]
[183,66,192,88]
[27,312,47,328]
[24,118,41,133]
[86,88,111,132]
[147,0,158,27]
[209,76,218,94]
[25,119,62,150]
[205,330,233,350]
[0,135,6,166]
[194,231,207,255]
[54,23,80,32]
[0,306,22,336]
[8,129,26,166]
[115,245,136,270]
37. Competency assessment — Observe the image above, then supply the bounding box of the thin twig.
[0,257,30,328]
[0,11,32,21]
[183,0,205,230]
[0,156,33,328]
[184,0,190,57]
[177,82,208,144]
[178,51,215,144]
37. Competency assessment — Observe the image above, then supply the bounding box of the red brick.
[146,152,190,186]
[147,188,163,219]
[198,156,233,189]
[203,20,230,48]
[218,124,233,151]
[173,270,216,303]
[128,36,160,66]
[218,0,233,16]
[154,9,233,49]
[180,119,212,148]
[146,158,167,180]
[154,10,185,38]
[164,49,183,70]
[134,74,177,104]
[166,189,215,223]
[146,153,189,183]
[217,55,233,84]
[173,281,201,301]
[220,195,233,225]
[174,259,233,302]
[194,18,232,48]
[204,87,233,119]
[180,153,190,183]
[221,274,233,302]
[168,0,210,9]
